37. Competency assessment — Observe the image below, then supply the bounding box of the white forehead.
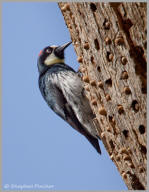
[50,45,57,48]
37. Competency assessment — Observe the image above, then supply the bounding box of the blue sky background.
[2,2,127,190]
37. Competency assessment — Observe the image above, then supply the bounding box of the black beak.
[54,41,72,59]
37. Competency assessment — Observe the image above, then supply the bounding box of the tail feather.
[64,103,101,154]
[85,134,101,154]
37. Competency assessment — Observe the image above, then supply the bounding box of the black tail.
[85,134,101,154]
[64,103,101,154]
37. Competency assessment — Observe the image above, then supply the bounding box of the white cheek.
[44,53,64,66]
[45,53,56,65]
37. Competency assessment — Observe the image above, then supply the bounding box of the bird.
[37,41,101,154]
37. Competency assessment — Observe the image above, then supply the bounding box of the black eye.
[46,47,52,54]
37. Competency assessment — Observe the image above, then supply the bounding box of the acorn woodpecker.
[37,42,101,154]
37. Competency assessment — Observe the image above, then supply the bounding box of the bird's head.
[37,41,72,74]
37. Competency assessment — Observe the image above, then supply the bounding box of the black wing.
[39,77,101,154]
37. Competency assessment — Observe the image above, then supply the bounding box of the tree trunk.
[58,2,147,190]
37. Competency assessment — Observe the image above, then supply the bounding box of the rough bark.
[58,2,147,190]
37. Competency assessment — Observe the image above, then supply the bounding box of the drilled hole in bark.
[94,39,100,50]
[144,41,147,49]
[108,116,115,128]
[139,125,145,134]
[105,78,112,87]
[109,116,113,122]
[78,37,81,43]
[131,100,139,112]
[123,130,129,138]
[140,144,147,154]
[130,46,147,94]
[118,105,124,114]
[107,51,110,59]
[120,71,128,79]
[103,19,110,29]
[123,18,133,31]
[130,172,145,190]
[90,3,97,12]
[91,56,94,62]
[100,118,104,125]
[141,80,147,94]
[78,9,81,16]
[97,66,101,72]
[90,56,95,65]
[106,51,113,61]
[109,140,115,149]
